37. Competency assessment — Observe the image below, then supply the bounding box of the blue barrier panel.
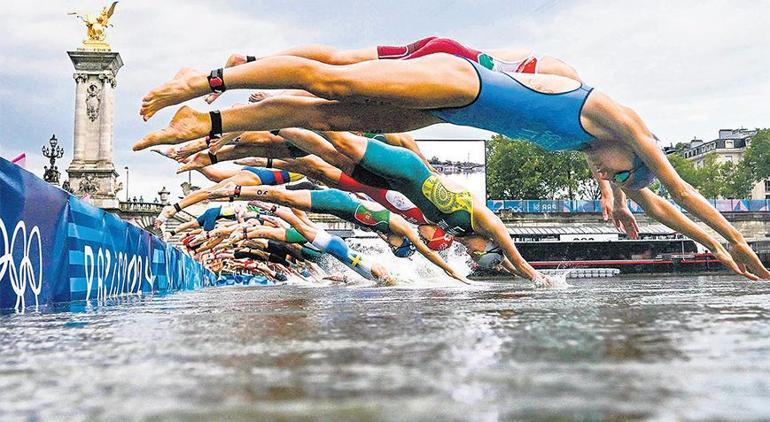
[0,157,214,311]
[488,198,769,214]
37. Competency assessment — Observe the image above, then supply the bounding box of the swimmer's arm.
[590,165,615,220]
[611,184,639,239]
[394,221,470,284]
[173,220,200,233]
[475,209,539,281]
[623,188,754,279]
[632,139,769,278]
[499,257,527,279]
[610,107,744,247]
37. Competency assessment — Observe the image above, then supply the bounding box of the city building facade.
[680,128,768,199]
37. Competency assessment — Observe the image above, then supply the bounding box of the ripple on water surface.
[1,275,770,420]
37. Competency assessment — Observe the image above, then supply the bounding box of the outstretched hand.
[710,243,759,281]
[445,269,471,285]
[612,206,639,239]
[601,195,614,222]
[729,242,770,280]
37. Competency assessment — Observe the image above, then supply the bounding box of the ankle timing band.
[209,110,223,139]
[207,68,226,93]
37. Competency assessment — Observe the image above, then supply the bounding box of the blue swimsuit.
[429,58,596,151]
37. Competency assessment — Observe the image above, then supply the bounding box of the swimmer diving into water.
[134,39,769,280]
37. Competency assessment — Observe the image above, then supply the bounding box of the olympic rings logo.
[0,218,43,311]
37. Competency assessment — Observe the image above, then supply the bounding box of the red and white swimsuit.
[377,36,540,74]
[337,172,430,225]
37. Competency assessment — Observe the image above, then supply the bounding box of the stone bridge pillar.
[66,49,123,209]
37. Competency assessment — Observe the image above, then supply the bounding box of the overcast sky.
[1,0,769,201]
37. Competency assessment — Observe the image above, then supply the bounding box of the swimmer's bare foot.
[176,152,211,173]
[249,91,274,103]
[207,136,230,155]
[133,106,209,151]
[176,140,203,161]
[151,147,179,161]
[140,68,208,120]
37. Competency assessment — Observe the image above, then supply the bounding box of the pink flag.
[11,153,26,168]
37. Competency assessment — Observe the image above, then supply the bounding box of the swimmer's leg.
[157,170,261,226]
[271,44,378,65]
[209,183,313,210]
[139,54,478,119]
[135,97,439,150]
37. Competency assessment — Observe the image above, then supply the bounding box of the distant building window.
[726,140,733,148]
[765,180,770,191]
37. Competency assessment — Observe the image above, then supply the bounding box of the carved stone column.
[97,73,117,165]
[66,50,123,209]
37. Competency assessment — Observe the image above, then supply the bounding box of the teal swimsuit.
[309,189,392,233]
[429,58,596,152]
[357,139,475,237]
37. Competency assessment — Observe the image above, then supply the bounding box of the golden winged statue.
[69,1,118,49]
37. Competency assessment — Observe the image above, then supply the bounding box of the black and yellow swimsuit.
[357,138,475,236]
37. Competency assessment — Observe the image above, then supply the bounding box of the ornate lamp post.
[42,134,65,185]
[124,166,130,201]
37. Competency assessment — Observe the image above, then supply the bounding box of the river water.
[2,275,769,421]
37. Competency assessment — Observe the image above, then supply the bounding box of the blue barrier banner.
[487,198,770,214]
[0,157,214,311]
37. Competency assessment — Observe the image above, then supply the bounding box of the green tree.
[485,135,594,199]
[698,154,725,198]
[667,153,701,187]
[720,161,755,198]
[742,129,770,181]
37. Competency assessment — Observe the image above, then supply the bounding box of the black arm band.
[270,129,281,136]
[266,158,273,168]
[208,151,218,164]
[173,203,182,212]
[246,55,257,62]
[209,110,223,138]
[207,68,226,93]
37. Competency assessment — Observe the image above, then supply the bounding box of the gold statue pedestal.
[79,39,112,52]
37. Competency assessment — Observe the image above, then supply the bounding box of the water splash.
[537,269,574,289]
